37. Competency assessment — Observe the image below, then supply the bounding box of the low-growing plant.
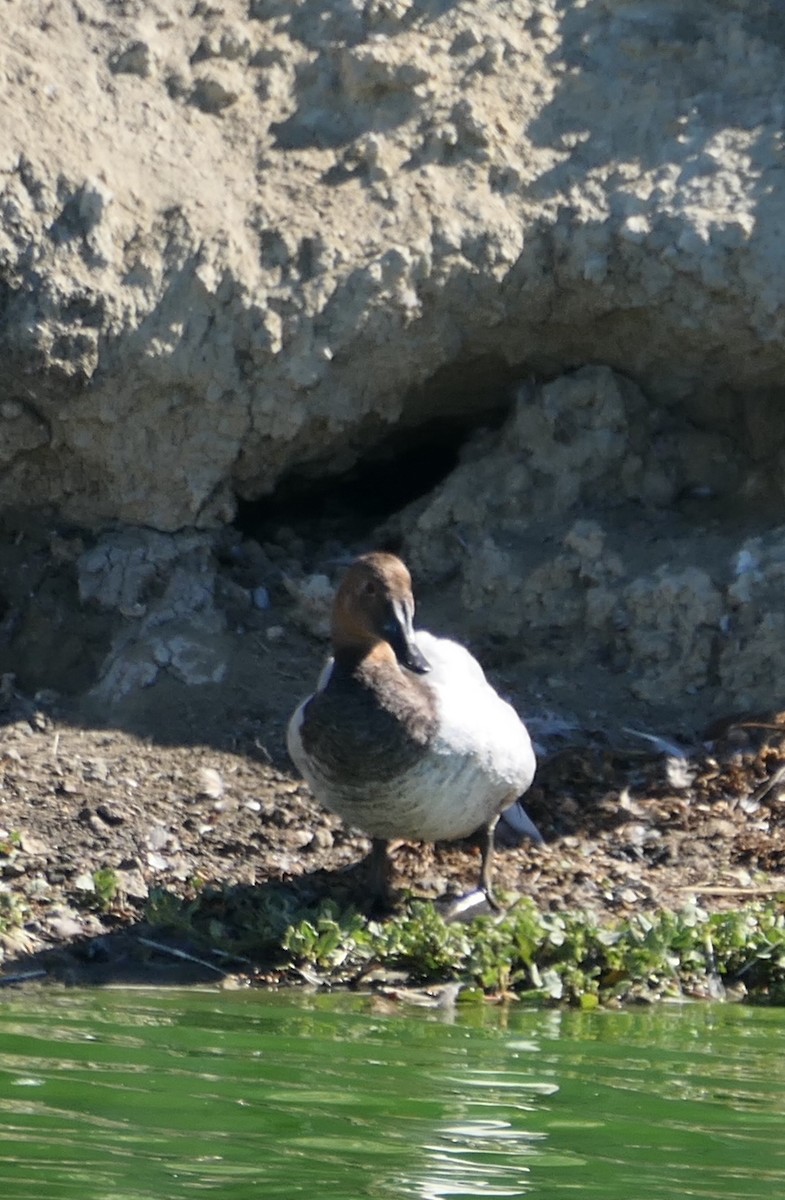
[0,830,21,859]
[142,881,785,1005]
[283,902,372,970]
[0,886,26,933]
[92,868,119,913]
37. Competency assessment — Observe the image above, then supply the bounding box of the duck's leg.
[442,819,502,922]
[367,837,393,912]
[478,817,501,911]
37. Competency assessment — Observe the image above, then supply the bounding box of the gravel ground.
[2,651,784,989]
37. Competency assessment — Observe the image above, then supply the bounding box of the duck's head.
[331,552,430,674]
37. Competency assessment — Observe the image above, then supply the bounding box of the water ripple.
[0,992,783,1199]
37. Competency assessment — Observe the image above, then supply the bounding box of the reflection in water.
[0,992,783,1200]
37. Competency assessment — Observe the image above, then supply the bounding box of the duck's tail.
[497,800,544,847]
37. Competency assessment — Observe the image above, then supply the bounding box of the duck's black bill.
[384,602,430,675]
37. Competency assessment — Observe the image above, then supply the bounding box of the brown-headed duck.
[287,552,539,909]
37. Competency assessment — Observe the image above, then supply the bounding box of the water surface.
[0,988,783,1198]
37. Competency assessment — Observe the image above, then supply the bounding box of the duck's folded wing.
[415,631,536,790]
[414,631,487,687]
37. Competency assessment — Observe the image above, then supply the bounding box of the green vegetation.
[144,884,785,1005]
[0,886,26,935]
[91,868,120,913]
[0,831,21,858]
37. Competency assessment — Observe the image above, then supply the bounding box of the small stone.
[96,803,125,827]
[73,872,95,892]
[197,767,224,799]
[115,868,148,900]
[147,825,171,850]
[18,832,50,855]
[46,911,85,939]
[284,573,335,638]
[84,758,110,782]
[307,827,334,852]
[79,809,106,837]
[252,585,270,610]
[266,625,284,642]
[167,855,192,881]
[1,861,25,877]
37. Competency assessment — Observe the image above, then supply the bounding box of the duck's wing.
[414,631,487,689]
[414,631,536,792]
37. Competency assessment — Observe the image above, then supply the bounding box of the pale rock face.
[76,529,229,702]
[399,366,785,720]
[0,1,784,532]
[2,2,785,721]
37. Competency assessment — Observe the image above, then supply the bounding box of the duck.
[287,551,540,910]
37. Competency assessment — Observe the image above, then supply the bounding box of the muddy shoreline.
[1,667,784,998]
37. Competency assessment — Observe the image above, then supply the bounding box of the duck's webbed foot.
[365,837,394,914]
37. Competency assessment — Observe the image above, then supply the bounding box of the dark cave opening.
[234,354,520,547]
[234,417,468,544]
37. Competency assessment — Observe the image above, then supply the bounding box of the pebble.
[197,767,224,799]
[45,911,85,939]
[18,832,50,855]
[115,868,148,900]
[27,875,52,897]
[84,758,110,782]
[96,803,125,827]
[147,825,171,850]
[307,827,334,852]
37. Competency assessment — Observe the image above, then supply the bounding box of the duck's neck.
[333,638,401,678]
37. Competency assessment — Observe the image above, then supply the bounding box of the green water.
[0,990,783,1199]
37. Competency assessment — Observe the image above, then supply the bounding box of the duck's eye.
[362,580,378,597]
